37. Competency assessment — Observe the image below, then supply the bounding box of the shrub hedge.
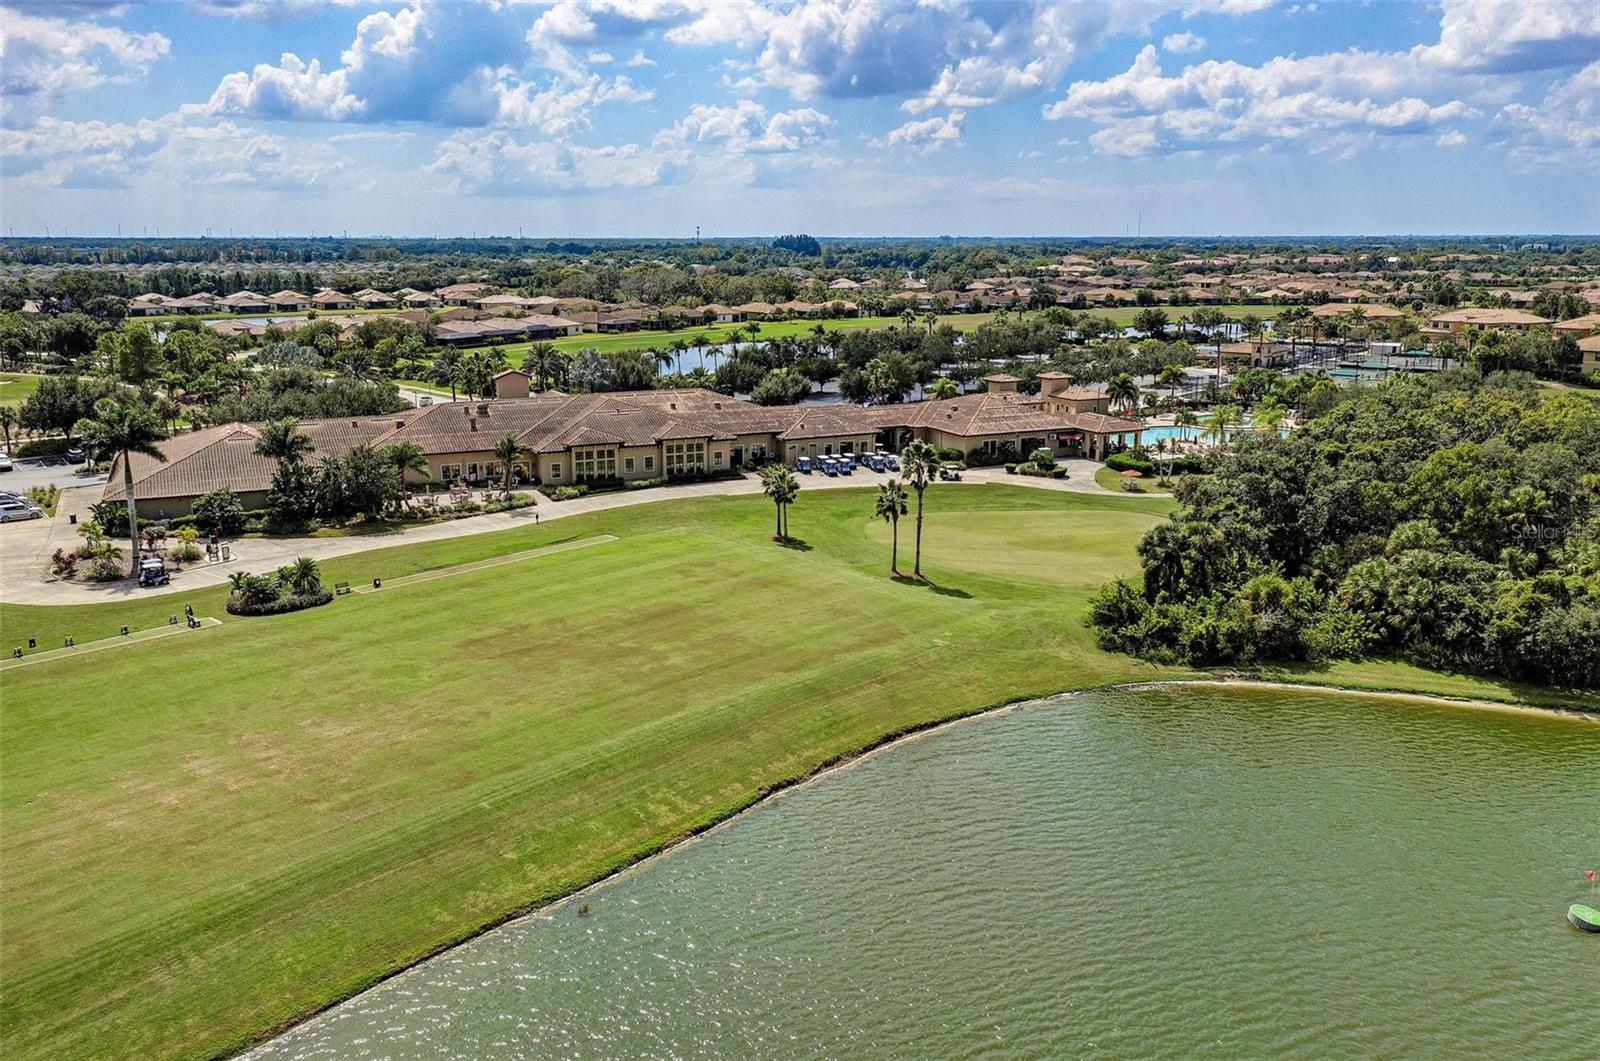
[225,589,334,617]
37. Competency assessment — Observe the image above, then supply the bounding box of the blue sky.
[2,1,1596,237]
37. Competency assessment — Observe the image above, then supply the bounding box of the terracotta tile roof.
[1551,313,1600,334]
[1429,307,1550,326]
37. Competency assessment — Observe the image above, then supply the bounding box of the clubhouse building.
[104,374,1143,518]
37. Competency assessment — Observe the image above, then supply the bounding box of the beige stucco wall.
[134,490,270,520]
[782,433,877,465]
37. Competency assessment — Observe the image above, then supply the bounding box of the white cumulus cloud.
[0,9,170,97]
[1046,44,1479,157]
[658,100,833,153]
[871,112,965,152]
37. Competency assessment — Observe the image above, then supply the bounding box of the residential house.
[397,288,439,308]
[264,290,310,311]
[1578,334,1600,375]
[127,294,170,316]
[352,288,398,309]
[435,282,497,305]
[1424,307,1551,337]
[1551,313,1600,339]
[312,289,355,310]
[217,291,270,313]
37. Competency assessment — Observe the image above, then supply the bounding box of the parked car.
[65,448,86,464]
[0,452,13,472]
[0,501,44,523]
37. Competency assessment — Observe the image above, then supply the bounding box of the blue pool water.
[1141,425,1199,444]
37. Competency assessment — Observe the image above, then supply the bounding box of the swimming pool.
[1141,422,1286,444]
[1141,425,1200,444]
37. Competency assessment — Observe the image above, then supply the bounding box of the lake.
[251,685,1598,1059]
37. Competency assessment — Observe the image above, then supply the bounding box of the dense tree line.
[1089,372,1600,688]
[5,237,1595,312]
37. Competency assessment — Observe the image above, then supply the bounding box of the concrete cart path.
[1,463,1143,606]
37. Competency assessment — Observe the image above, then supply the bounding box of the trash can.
[221,544,231,561]
[69,513,78,525]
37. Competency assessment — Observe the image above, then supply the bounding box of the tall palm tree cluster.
[74,397,166,574]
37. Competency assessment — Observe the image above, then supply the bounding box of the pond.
[251,685,1598,1059]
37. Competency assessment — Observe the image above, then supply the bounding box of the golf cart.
[939,464,964,481]
[138,556,170,588]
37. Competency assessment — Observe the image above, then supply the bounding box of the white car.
[0,453,13,471]
[0,500,43,523]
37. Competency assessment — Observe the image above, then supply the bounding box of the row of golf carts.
[795,451,899,477]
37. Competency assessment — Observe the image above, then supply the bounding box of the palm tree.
[520,343,556,390]
[431,353,463,400]
[255,417,313,469]
[1107,372,1139,414]
[668,337,690,377]
[900,440,940,580]
[1253,399,1288,433]
[158,370,186,402]
[74,397,166,574]
[286,556,323,596]
[383,441,429,511]
[874,480,909,574]
[1174,406,1199,444]
[461,352,498,398]
[493,433,524,499]
[1205,404,1239,449]
[759,463,799,541]
[929,376,959,400]
[0,406,17,452]
[334,348,380,383]
[1157,363,1186,406]
[1153,437,1170,485]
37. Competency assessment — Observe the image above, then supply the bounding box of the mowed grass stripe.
[5,522,994,1055]
[0,485,1580,1061]
[0,618,223,671]
[351,533,617,592]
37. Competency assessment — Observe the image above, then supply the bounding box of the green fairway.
[0,371,43,408]
[460,313,991,364]
[461,305,1278,364]
[1,484,1581,1061]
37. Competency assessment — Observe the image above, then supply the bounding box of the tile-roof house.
[217,291,270,313]
[264,290,310,310]
[312,289,355,309]
[352,288,398,308]
[435,283,497,305]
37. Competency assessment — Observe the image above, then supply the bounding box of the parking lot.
[0,455,107,497]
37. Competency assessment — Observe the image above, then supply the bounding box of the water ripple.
[250,687,1599,1060]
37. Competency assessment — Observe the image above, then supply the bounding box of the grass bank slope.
[0,484,1579,1060]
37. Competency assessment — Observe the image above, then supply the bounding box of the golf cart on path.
[138,556,170,588]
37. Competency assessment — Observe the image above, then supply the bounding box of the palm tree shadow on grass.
[774,536,813,551]
[890,573,972,598]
